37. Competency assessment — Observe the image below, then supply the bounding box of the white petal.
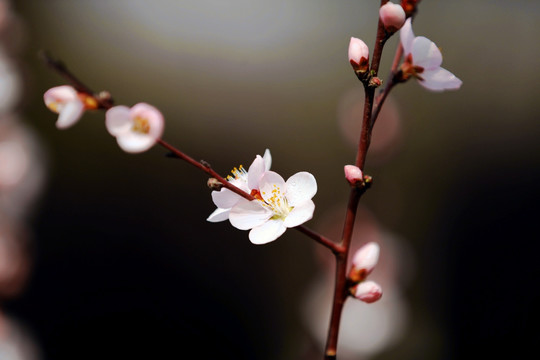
[105,105,132,136]
[249,219,287,245]
[56,100,84,129]
[419,67,462,92]
[262,149,272,170]
[285,172,317,207]
[411,37,442,69]
[259,171,286,203]
[229,199,272,230]
[130,103,164,140]
[247,155,266,189]
[44,85,78,110]
[207,208,230,222]
[399,18,415,55]
[211,188,241,209]
[283,200,315,228]
[116,132,156,153]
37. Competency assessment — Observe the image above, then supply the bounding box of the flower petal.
[285,172,317,207]
[262,149,272,170]
[247,155,266,189]
[419,67,462,91]
[229,199,272,230]
[283,200,315,228]
[249,219,287,245]
[411,36,442,69]
[211,188,241,209]
[56,100,84,129]
[259,171,286,203]
[130,103,164,140]
[116,132,156,153]
[44,85,78,111]
[105,105,132,136]
[399,18,415,55]
[207,207,230,222]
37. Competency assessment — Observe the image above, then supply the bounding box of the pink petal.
[247,155,266,189]
[379,2,406,32]
[284,172,317,207]
[43,85,78,110]
[56,100,84,129]
[399,18,415,55]
[229,199,272,230]
[262,149,272,170]
[411,36,442,69]
[207,207,230,222]
[105,106,132,136]
[116,132,156,153]
[130,103,165,140]
[259,171,286,203]
[211,188,241,209]
[352,242,380,274]
[348,37,369,65]
[419,67,463,92]
[283,200,315,228]
[249,219,287,245]
[354,281,383,303]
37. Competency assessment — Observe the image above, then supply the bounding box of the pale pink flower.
[105,103,164,153]
[344,165,363,186]
[400,18,462,91]
[43,85,88,129]
[379,2,406,32]
[354,280,383,303]
[207,149,271,222]
[229,171,317,245]
[348,37,369,73]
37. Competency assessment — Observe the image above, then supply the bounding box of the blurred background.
[1,0,539,359]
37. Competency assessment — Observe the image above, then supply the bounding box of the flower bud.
[344,165,363,186]
[353,280,383,303]
[348,37,369,73]
[348,242,380,283]
[379,2,406,33]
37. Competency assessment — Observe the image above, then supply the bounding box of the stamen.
[132,116,151,134]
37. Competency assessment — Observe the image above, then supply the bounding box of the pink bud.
[344,165,363,186]
[349,242,380,282]
[379,2,406,33]
[354,281,383,303]
[348,37,369,73]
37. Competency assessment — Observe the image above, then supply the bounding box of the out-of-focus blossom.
[207,149,271,222]
[43,85,94,129]
[0,221,30,298]
[348,37,369,74]
[229,171,317,245]
[105,102,164,153]
[0,313,41,360]
[0,49,20,115]
[379,2,406,33]
[399,18,462,91]
[353,280,383,303]
[344,165,363,187]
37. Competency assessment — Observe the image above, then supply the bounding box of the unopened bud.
[348,242,380,282]
[379,2,406,33]
[353,281,383,303]
[207,178,223,191]
[344,165,363,186]
[348,37,370,74]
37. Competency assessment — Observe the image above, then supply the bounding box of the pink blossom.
[344,165,363,186]
[399,18,462,91]
[43,85,86,129]
[379,2,406,32]
[348,37,369,73]
[105,103,164,153]
[354,280,383,303]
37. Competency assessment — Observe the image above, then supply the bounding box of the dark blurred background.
[1,0,539,359]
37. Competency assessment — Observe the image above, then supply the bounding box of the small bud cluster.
[348,242,382,303]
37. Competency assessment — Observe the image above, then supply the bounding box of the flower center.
[132,116,151,134]
[258,185,293,220]
[401,53,425,81]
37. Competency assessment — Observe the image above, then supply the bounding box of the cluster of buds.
[348,242,382,303]
[44,85,165,153]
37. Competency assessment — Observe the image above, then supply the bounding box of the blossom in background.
[207,149,271,222]
[348,37,369,74]
[229,170,317,245]
[399,18,462,91]
[379,2,406,33]
[349,242,383,303]
[43,85,97,129]
[105,103,164,153]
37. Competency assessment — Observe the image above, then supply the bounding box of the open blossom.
[44,85,97,129]
[379,2,406,32]
[105,103,164,153]
[229,171,317,245]
[348,37,369,73]
[399,18,462,91]
[207,149,271,222]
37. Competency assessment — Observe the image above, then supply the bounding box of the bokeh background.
[2,0,539,359]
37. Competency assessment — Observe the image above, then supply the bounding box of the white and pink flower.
[349,242,383,303]
[43,85,93,129]
[399,18,462,91]
[207,149,271,223]
[105,103,164,153]
[229,170,317,245]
